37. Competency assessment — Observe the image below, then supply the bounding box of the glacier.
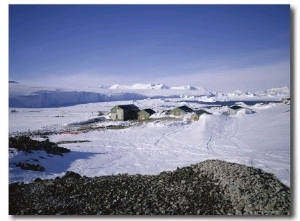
[9,82,290,108]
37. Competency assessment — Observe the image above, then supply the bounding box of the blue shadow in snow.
[42,151,107,174]
[9,150,107,183]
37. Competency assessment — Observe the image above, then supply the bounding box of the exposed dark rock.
[9,136,70,155]
[16,162,45,172]
[9,160,290,215]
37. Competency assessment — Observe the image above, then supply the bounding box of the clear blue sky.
[9,4,290,92]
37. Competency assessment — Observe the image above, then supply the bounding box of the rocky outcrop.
[9,136,70,156]
[9,160,290,215]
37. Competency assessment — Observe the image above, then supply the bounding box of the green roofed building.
[192,109,211,120]
[138,109,156,121]
[110,104,139,121]
[167,105,194,116]
[227,105,253,115]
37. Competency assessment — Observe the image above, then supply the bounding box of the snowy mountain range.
[9,81,290,108]
[108,83,207,91]
[109,83,169,90]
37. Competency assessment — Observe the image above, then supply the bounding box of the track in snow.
[204,114,241,155]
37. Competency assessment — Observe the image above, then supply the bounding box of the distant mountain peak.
[108,83,211,91]
[109,83,169,90]
[266,86,290,93]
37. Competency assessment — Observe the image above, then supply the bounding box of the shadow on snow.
[9,150,106,183]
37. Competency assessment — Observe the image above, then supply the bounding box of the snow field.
[9,100,290,187]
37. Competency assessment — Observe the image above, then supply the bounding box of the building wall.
[117,109,124,120]
[111,107,125,120]
[111,106,139,120]
[111,113,117,120]
[138,112,150,120]
[111,106,139,121]
[169,108,186,116]
[228,108,252,115]
[124,110,138,120]
[228,108,239,115]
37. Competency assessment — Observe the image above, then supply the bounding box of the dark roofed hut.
[227,105,243,115]
[168,105,194,116]
[227,105,253,115]
[110,104,139,121]
[138,109,156,121]
[192,109,211,120]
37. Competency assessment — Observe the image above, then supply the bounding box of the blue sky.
[9,4,290,92]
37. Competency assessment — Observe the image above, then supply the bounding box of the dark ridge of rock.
[9,136,70,156]
[16,162,45,172]
[9,160,290,215]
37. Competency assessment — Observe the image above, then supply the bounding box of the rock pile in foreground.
[9,160,290,215]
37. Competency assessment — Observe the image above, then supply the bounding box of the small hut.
[110,104,139,121]
[227,105,252,115]
[191,109,211,120]
[138,109,156,121]
[168,105,194,116]
[281,97,290,105]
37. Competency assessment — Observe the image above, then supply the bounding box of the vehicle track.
[204,115,241,155]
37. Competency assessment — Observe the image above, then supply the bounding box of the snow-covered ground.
[9,83,290,187]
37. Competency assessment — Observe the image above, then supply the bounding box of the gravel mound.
[9,160,290,215]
